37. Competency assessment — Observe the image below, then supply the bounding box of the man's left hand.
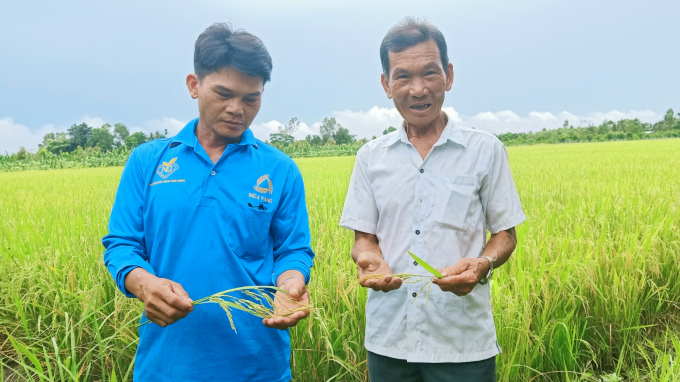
[432,257,490,297]
[262,276,310,330]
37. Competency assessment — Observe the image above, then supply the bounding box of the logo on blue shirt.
[156,157,179,179]
[253,174,273,194]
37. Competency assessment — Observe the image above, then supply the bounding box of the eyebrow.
[213,85,261,97]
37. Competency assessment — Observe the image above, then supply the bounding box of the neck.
[195,120,243,151]
[404,112,448,140]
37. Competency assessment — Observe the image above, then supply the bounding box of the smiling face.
[381,39,454,127]
[186,67,264,138]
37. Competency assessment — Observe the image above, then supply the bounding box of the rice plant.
[1,139,679,381]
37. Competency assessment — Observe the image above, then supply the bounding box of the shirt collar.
[381,113,467,149]
[171,118,259,149]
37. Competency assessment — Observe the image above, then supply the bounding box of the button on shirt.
[339,117,526,363]
[103,119,314,382]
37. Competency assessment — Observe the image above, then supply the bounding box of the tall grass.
[1,139,679,381]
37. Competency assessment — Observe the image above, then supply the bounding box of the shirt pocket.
[433,175,479,234]
[227,203,275,260]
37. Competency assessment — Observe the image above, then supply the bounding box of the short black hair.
[194,23,273,84]
[380,17,449,78]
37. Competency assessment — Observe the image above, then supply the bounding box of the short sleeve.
[479,140,526,234]
[339,146,379,234]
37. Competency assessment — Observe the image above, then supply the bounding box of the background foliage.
[2,109,679,173]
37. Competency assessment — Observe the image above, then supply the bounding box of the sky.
[1,0,679,153]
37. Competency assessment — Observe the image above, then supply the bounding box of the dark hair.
[194,23,273,84]
[380,17,449,77]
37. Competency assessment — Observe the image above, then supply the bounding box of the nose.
[409,77,428,98]
[224,99,244,118]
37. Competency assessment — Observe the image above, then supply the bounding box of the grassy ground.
[1,139,679,381]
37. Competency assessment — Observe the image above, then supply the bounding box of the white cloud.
[332,106,404,138]
[249,119,316,141]
[0,117,60,154]
[78,115,107,128]
[324,107,662,137]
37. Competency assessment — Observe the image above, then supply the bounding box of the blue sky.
[1,0,678,153]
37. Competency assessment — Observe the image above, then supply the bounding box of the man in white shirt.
[339,17,526,382]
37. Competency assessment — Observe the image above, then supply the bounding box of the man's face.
[381,39,454,126]
[187,67,264,138]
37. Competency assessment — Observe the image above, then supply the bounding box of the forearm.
[124,267,157,302]
[351,231,383,263]
[481,227,517,269]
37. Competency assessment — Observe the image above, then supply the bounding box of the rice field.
[1,139,680,381]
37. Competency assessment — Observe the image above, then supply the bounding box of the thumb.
[288,281,306,299]
[171,282,192,303]
[357,252,377,270]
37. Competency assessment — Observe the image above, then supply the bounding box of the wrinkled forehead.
[388,40,443,74]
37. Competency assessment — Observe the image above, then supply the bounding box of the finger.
[269,316,297,329]
[373,276,393,290]
[285,281,306,300]
[357,253,372,269]
[149,298,185,321]
[383,277,402,291]
[146,311,170,327]
[159,285,194,312]
[170,282,193,303]
[437,272,477,288]
[447,261,471,276]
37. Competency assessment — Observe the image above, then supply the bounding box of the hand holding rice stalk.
[140,285,313,333]
[355,251,444,305]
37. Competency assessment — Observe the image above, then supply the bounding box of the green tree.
[40,132,56,148]
[45,136,71,154]
[320,117,340,141]
[383,126,397,135]
[279,118,300,136]
[89,124,115,152]
[125,132,148,149]
[67,123,92,151]
[269,132,295,147]
[305,134,324,147]
[148,129,168,140]
[113,123,130,148]
[15,147,29,161]
[333,127,356,145]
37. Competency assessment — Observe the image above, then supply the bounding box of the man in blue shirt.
[102,23,314,382]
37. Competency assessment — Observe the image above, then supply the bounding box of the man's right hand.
[356,251,402,292]
[125,267,194,327]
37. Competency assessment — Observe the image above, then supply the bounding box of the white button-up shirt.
[339,117,526,363]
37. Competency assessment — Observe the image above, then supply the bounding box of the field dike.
[1,139,679,381]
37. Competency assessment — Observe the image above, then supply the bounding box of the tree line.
[9,122,168,162]
[497,108,680,146]
[269,117,361,149]
[42,122,168,153]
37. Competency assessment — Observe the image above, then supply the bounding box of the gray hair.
[380,17,449,78]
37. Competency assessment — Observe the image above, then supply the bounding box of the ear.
[186,74,200,99]
[445,63,454,91]
[381,73,392,99]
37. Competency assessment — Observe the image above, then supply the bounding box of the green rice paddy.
[1,139,679,381]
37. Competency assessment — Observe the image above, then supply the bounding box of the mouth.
[410,103,432,111]
[223,120,245,127]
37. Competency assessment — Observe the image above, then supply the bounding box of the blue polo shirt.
[102,118,314,382]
